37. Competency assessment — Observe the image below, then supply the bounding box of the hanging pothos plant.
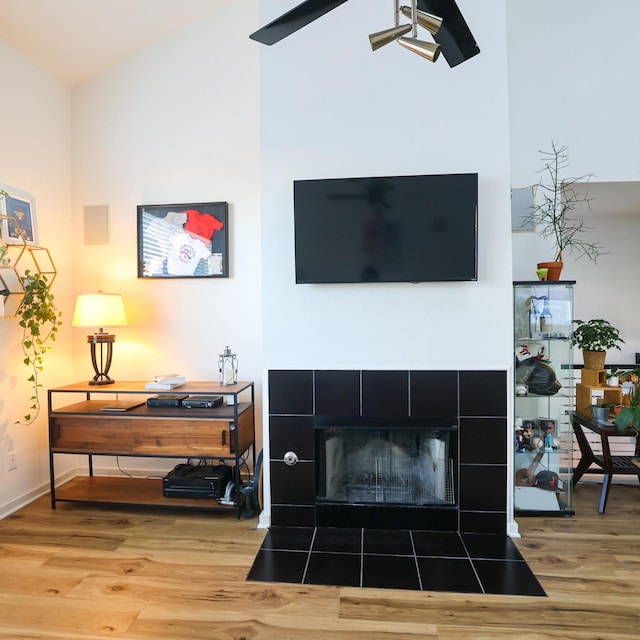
[16,270,62,425]
[0,190,61,423]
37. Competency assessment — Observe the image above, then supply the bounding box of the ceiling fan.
[249,0,480,67]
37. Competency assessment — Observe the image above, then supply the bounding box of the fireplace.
[314,416,458,528]
[268,369,508,534]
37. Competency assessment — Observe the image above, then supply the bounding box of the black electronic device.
[182,395,224,409]
[147,394,188,408]
[163,464,233,499]
[294,173,478,284]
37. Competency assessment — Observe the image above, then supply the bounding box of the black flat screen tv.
[294,173,478,284]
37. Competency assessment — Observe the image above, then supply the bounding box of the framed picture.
[0,184,38,245]
[137,202,229,279]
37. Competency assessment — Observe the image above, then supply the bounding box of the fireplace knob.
[283,451,298,466]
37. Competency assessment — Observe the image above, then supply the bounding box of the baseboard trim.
[0,468,77,520]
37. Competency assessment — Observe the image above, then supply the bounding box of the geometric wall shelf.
[0,215,56,317]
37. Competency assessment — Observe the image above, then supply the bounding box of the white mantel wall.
[258,1,514,528]
[260,0,513,370]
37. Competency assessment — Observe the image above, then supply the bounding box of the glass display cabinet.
[513,281,575,516]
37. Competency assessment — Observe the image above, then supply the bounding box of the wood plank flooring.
[0,481,638,639]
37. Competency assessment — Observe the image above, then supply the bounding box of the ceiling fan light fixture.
[398,36,441,62]
[369,23,412,51]
[399,5,443,35]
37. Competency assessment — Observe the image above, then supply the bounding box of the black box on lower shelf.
[163,464,233,499]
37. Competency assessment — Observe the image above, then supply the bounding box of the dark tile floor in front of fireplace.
[247,526,546,596]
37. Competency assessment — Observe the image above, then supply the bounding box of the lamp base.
[89,377,115,385]
[87,334,116,386]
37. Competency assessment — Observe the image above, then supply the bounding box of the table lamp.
[72,292,127,385]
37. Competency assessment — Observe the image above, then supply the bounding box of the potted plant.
[0,190,61,424]
[520,141,605,280]
[16,270,62,424]
[606,367,621,386]
[570,319,624,370]
[586,402,619,422]
[615,385,640,433]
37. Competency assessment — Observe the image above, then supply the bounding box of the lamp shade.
[369,23,412,51]
[72,293,127,329]
[399,6,442,35]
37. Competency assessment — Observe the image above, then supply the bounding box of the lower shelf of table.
[53,476,239,512]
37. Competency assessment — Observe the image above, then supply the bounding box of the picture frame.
[0,183,38,245]
[137,202,229,279]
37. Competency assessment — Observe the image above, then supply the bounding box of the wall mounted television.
[294,173,478,284]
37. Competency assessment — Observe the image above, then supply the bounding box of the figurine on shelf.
[515,424,526,452]
[541,419,557,451]
[521,421,535,451]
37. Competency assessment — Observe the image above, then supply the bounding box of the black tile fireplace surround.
[250,369,546,596]
[267,369,508,534]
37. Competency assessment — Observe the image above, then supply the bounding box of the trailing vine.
[17,270,62,424]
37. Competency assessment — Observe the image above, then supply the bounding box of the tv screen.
[294,173,478,284]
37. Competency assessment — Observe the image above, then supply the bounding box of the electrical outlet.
[7,451,17,471]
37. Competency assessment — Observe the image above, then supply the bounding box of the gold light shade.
[369,23,412,51]
[398,36,441,62]
[72,293,127,329]
[399,5,443,34]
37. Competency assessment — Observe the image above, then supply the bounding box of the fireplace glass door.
[316,426,456,507]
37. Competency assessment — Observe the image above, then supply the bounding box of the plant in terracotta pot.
[570,319,624,369]
[520,141,605,280]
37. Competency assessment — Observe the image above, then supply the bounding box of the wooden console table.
[48,381,255,518]
[571,411,640,513]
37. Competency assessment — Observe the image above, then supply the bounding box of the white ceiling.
[0,0,229,87]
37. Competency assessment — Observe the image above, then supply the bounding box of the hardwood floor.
[0,481,638,639]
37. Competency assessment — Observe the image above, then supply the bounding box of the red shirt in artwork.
[184,209,224,241]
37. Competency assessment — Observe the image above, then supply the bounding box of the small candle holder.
[218,346,238,385]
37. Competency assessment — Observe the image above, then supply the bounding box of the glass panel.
[316,427,455,507]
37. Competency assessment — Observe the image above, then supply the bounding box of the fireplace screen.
[316,427,455,506]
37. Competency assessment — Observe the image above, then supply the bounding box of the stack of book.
[144,374,186,390]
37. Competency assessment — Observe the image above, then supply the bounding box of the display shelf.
[513,281,575,516]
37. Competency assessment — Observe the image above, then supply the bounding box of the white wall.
[260,0,513,371]
[258,0,514,527]
[68,1,262,473]
[508,0,640,363]
[0,39,75,514]
[5,0,639,521]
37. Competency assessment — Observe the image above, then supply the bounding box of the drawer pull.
[222,430,227,447]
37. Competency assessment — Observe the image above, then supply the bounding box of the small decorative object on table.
[218,346,238,386]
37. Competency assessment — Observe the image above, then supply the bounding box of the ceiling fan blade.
[418,0,480,67]
[250,0,349,46]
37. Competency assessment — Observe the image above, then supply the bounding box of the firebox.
[314,416,458,529]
